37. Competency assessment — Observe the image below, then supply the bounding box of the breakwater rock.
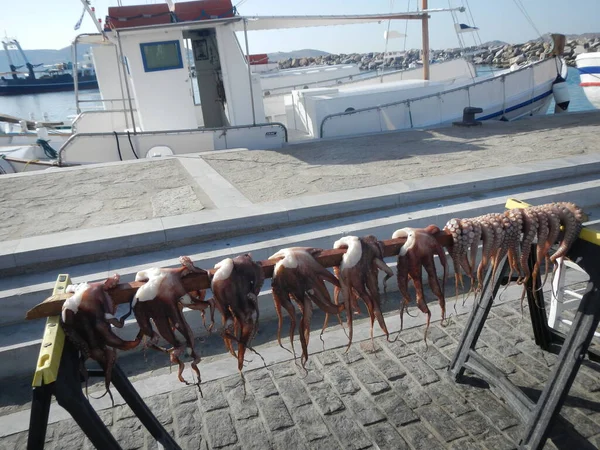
[275,36,600,70]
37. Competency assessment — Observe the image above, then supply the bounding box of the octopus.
[392,226,448,339]
[132,256,206,386]
[209,254,265,375]
[333,235,394,350]
[268,247,344,367]
[60,274,140,401]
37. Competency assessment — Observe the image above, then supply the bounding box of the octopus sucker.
[268,247,343,366]
[393,226,448,341]
[334,235,393,351]
[133,256,206,387]
[443,218,465,300]
[504,208,524,284]
[549,202,581,263]
[518,208,539,285]
[61,274,141,402]
[539,206,562,289]
[475,215,495,291]
[210,254,265,376]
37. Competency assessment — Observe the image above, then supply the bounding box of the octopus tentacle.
[476,215,495,291]
[550,202,582,263]
[443,218,465,299]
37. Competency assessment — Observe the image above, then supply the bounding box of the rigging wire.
[403,0,410,52]
[512,0,544,41]
[381,0,395,82]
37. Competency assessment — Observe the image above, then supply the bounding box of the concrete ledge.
[1,153,599,276]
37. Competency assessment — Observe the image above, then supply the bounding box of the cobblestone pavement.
[3,298,600,450]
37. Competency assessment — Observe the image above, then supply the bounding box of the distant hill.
[267,49,330,61]
[0,45,93,73]
[481,40,509,48]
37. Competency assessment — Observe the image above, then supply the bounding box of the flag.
[384,30,406,40]
[455,23,479,33]
[74,5,86,30]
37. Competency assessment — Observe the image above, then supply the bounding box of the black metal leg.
[110,364,182,450]
[54,341,122,450]
[449,256,510,380]
[519,282,600,450]
[524,246,553,349]
[27,384,53,450]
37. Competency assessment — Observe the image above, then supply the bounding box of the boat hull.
[0,77,98,96]
[575,52,600,109]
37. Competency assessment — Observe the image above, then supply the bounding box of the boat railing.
[319,58,557,139]
[58,121,288,165]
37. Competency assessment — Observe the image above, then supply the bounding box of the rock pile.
[276,36,600,70]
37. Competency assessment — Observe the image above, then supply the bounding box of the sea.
[0,66,595,123]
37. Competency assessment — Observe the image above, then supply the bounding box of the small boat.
[575,51,600,109]
[0,38,98,96]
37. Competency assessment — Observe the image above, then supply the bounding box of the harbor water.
[0,67,595,123]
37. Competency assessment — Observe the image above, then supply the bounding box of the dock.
[1,111,600,449]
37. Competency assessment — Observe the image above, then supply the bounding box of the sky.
[3,0,600,53]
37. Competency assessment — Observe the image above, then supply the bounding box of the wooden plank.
[25,233,453,321]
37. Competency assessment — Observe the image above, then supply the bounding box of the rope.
[403,0,410,52]
[126,130,139,159]
[512,0,544,41]
[114,131,123,161]
[36,139,58,159]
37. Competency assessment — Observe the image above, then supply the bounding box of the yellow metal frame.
[505,198,600,247]
[32,274,71,387]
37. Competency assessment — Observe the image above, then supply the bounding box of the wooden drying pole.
[26,232,453,320]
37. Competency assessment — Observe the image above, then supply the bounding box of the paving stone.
[342,391,386,426]
[507,368,541,389]
[448,437,485,450]
[324,411,372,450]
[479,330,521,357]
[414,343,450,370]
[349,361,390,395]
[225,377,259,421]
[115,404,136,422]
[482,348,519,375]
[481,432,516,450]
[391,374,433,409]
[560,406,600,438]
[364,348,407,381]
[112,417,144,450]
[292,404,330,442]
[466,391,519,431]
[502,424,525,445]
[386,338,415,359]
[255,395,294,431]
[428,326,454,348]
[400,329,427,344]
[337,346,364,364]
[308,435,342,450]
[178,434,207,450]
[455,410,496,436]
[245,368,279,398]
[198,382,228,412]
[399,422,445,450]
[1,432,28,450]
[308,380,346,415]
[325,364,360,395]
[234,417,272,450]
[508,353,548,383]
[376,392,419,427]
[399,354,440,386]
[270,360,298,379]
[276,377,312,409]
[271,427,307,450]
[365,421,410,450]
[98,409,114,427]
[317,351,340,367]
[175,401,202,437]
[146,393,173,425]
[574,369,600,393]
[417,405,467,442]
[52,423,86,450]
[204,410,238,448]
[426,382,474,417]
[438,343,458,361]
[172,386,199,405]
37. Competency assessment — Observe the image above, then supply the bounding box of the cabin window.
[140,40,184,72]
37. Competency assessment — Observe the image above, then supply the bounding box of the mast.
[421,0,430,80]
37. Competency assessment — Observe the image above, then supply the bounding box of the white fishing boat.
[0,0,570,172]
[575,51,600,108]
